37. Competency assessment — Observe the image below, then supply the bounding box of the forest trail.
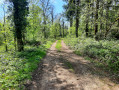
[26,41,119,90]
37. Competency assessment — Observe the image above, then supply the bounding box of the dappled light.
[0,0,119,89]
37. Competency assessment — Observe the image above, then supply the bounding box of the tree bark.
[59,23,62,37]
[95,0,99,35]
[63,21,65,38]
[75,0,80,38]
[85,2,90,37]
[43,19,47,38]
[16,29,24,51]
[106,2,109,32]
[86,21,89,37]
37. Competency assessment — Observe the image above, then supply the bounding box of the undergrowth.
[55,40,62,51]
[64,61,74,72]
[64,36,119,74]
[0,40,53,89]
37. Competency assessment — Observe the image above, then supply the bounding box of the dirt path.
[26,41,119,90]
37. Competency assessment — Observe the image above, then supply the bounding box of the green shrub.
[0,40,54,89]
[64,36,119,73]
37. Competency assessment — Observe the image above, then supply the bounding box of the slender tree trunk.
[76,18,79,37]
[43,12,47,38]
[106,3,109,32]
[95,0,99,35]
[85,3,90,37]
[75,0,80,38]
[63,21,65,38]
[43,20,47,38]
[14,36,17,51]
[59,23,62,37]
[51,10,54,25]
[86,21,89,37]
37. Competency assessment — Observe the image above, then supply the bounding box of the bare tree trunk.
[51,7,54,25]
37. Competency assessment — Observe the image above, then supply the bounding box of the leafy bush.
[64,36,119,73]
[0,40,54,89]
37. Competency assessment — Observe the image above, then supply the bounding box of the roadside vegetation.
[55,40,62,51]
[0,40,54,89]
[64,36,119,74]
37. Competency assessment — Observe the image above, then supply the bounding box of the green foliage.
[0,21,14,52]
[64,36,119,73]
[0,40,53,89]
[44,41,54,49]
[55,40,62,51]
[26,3,42,41]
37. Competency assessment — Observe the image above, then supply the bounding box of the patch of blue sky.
[51,0,66,15]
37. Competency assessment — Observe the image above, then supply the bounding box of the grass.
[64,61,74,72]
[44,41,53,49]
[0,40,53,89]
[55,40,62,51]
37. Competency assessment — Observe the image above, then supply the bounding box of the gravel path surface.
[25,41,119,90]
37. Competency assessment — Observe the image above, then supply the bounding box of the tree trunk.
[14,37,17,51]
[106,2,109,32]
[95,0,99,35]
[76,18,79,37]
[86,21,89,37]
[51,9,54,25]
[16,28,24,51]
[63,21,65,38]
[43,20,47,38]
[75,0,80,38]
[59,23,62,37]
[85,3,89,37]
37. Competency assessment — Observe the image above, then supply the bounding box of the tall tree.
[63,0,75,27]
[39,0,52,38]
[94,0,99,35]
[75,0,80,37]
[62,19,65,38]
[50,6,55,25]
[9,0,28,51]
[85,0,91,37]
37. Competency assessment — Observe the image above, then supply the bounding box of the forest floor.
[25,41,119,90]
